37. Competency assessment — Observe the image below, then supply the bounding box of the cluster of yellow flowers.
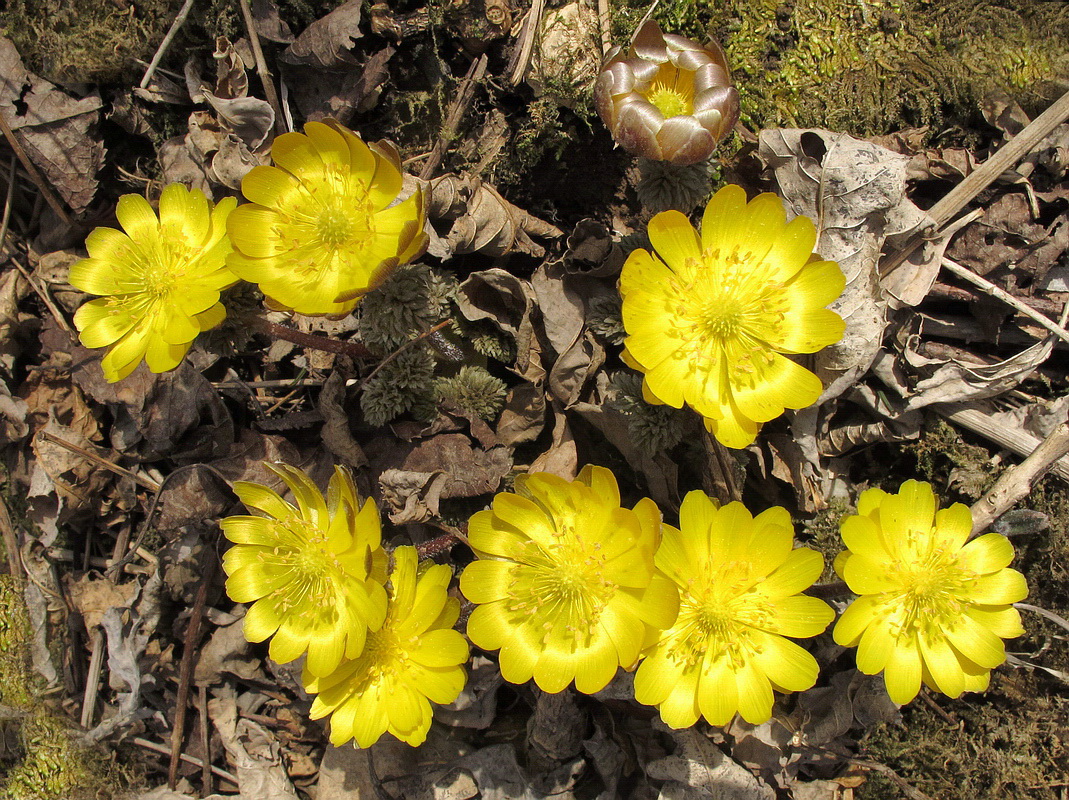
[222,464,1026,747]
[221,464,468,748]
[68,121,428,382]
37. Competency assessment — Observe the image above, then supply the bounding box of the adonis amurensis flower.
[595,19,740,165]
[833,480,1028,704]
[634,491,833,728]
[227,120,429,316]
[305,546,469,748]
[460,466,679,694]
[619,184,846,449]
[221,463,388,677]
[70,184,237,382]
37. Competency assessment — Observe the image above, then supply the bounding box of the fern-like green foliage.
[358,264,456,354]
[609,371,686,457]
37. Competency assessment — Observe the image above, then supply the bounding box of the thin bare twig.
[254,318,371,359]
[238,0,286,137]
[0,496,22,585]
[420,55,487,180]
[886,85,1069,274]
[941,257,1069,347]
[199,684,212,795]
[8,255,74,334]
[169,559,215,789]
[0,156,17,248]
[970,422,1069,536]
[38,431,160,492]
[0,110,73,227]
[139,0,196,89]
[353,319,453,392]
[133,736,237,784]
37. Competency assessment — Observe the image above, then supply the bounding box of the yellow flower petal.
[243,598,282,642]
[765,594,835,638]
[957,532,1015,574]
[960,569,1028,605]
[696,658,737,727]
[751,631,819,692]
[699,183,747,253]
[658,666,702,729]
[735,660,775,724]
[966,606,1024,639]
[918,631,966,698]
[883,637,922,704]
[115,194,161,243]
[648,210,702,271]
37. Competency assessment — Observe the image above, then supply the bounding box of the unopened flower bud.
[595,20,740,165]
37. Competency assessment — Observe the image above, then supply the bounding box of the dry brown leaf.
[428,174,563,258]
[0,37,104,212]
[281,0,363,69]
[67,574,139,631]
[287,45,396,123]
[529,405,578,479]
[252,0,296,43]
[495,382,546,446]
[455,269,545,383]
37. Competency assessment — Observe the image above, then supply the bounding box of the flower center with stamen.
[316,205,354,248]
[891,553,971,640]
[646,63,695,119]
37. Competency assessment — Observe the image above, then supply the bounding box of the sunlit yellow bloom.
[833,480,1027,704]
[634,491,833,728]
[619,184,846,449]
[305,546,468,748]
[227,120,428,316]
[221,463,389,678]
[69,184,237,382]
[460,466,679,694]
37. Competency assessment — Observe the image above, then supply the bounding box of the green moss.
[0,576,34,709]
[609,371,686,457]
[0,710,117,800]
[609,0,1069,137]
[900,418,996,501]
[0,0,183,84]
[858,670,1069,800]
[799,498,849,584]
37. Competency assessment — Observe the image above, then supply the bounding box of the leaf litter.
[0,1,1068,799]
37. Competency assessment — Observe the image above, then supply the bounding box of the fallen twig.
[253,318,371,359]
[970,422,1069,535]
[238,0,287,137]
[420,55,487,180]
[139,0,196,89]
[169,559,215,789]
[353,319,453,392]
[134,735,238,784]
[1015,602,1069,635]
[8,255,74,334]
[941,257,1069,347]
[38,430,160,492]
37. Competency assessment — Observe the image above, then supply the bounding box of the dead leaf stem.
[139,0,195,89]
[353,318,453,392]
[134,735,237,784]
[254,318,371,359]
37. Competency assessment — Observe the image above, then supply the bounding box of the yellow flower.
[221,463,389,678]
[595,19,739,165]
[619,184,846,449]
[226,120,428,316]
[833,480,1027,704]
[634,491,833,728]
[460,466,679,694]
[69,184,237,382]
[305,546,469,748]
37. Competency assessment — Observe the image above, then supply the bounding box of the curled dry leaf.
[0,37,104,213]
[67,574,139,631]
[428,174,563,258]
[209,685,300,800]
[646,726,775,800]
[455,268,545,382]
[377,468,448,524]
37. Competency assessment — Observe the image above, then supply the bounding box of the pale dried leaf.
[67,574,139,631]
[281,0,363,68]
[760,128,933,401]
[210,684,300,800]
[378,468,448,524]
[648,727,775,800]
[203,90,275,150]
